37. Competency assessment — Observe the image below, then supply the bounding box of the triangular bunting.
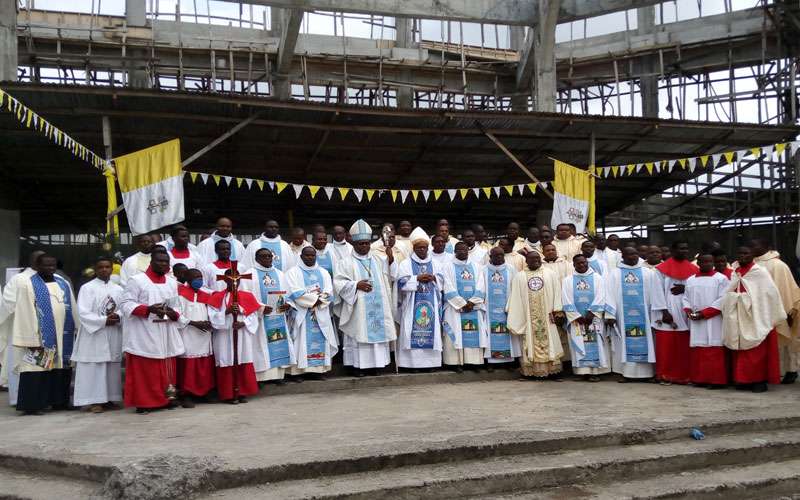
[422,190,430,202]
[353,189,364,202]
[189,172,198,183]
[411,190,419,202]
[711,153,722,168]
[504,185,514,196]
[433,189,443,201]
[775,142,787,156]
[212,175,221,186]
[540,182,548,190]
[308,185,321,198]
[365,189,376,202]
[527,183,537,194]
[268,181,275,190]
[750,147,761,158]
[337,187,350,200]
[447,189,457,201]
[611,166,619,177]
[323,187,334,199]
[236,177,244,188]
[626,164,635,175]
[391,190,399,202]
[687,158,697,172]
[723,151,735,165]
[482,187,492,198]
[292,184,304,198]
[635,163,643,174]
[698,155,709,168]
[645,162,654,175]
[459,188,469,199]
[223,176,233,186]
[200,173,209,184]
[472,188,481,198]
[245,178,253,189]
[516,184,525,195]
[256,180,264,190]
[400,190,409,203]
[276,182,288,194]
[493,186,501,197]
[677,158,686,170]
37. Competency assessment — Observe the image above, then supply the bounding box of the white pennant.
[323,187,334,199]
[540,182,548,190]
[245,178,253,189]
[223,176,233,186]
[635,163,643,173]
[687,158,696,172]
[400,189,409,203]
[603,167,611,178]
[353,188,364,202]
[200,173,209,184]
[422,190,430,202]
[472,187,480,198]
[447,189,457,201]
[491,186,499,197]
[292,184,304,198]
[791,141,800,156]
[711,153,722,168]
[517,184,525,195]
[268,181,275,190]
[762,145,774,157]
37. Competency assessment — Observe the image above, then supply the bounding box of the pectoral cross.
[215,260,252,399]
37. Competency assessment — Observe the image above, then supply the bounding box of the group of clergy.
[0,215,797,416]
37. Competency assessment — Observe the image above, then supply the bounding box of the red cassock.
[124,353,177,409]
[654,330,691,384]
[689,346,728,385]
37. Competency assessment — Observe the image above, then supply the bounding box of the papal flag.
[114,139,184,235]
[550,159,595,235]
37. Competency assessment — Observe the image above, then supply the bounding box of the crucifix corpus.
[217,261,252,400]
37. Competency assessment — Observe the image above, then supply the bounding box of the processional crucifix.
[217,261,252,400]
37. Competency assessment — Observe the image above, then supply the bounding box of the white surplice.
[554,237,582,260]
[0,267,34,404]
[120,272,185,359]
[653,266,693,332]
[242,234,296,272]
[120,252,151,286]
[682,272,728,347]
[586,252,609,276]
[561,270,610,375]
[207,291,260,367]
[201,261,232,291]
[175,287,214,358]
[442,258,488,365]
[605,262,666,378]
[335,253,396,369]
[467,244,488,266]
[286,263,338,372]
[166,247,204,272]
[197,231,246,266]
[603,248,621,269]
[73,278,124,406]
[394,254,444,368]
[331,239,353,261]
[431,250,453,268]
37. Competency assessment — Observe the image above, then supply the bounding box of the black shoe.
[21,410,44,416]
[238,396,249,404]
[274,379,288,386]
[455,366,463,373]
[180,398,195,409]
[751,382,768,393]
[781,372,797,385]
[706,384,727,390]
[355,369,367,378]
[135,408,150,415]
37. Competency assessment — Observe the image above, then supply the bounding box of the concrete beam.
[273,8,304,99]
[637,6,658,117]
[0,0,17,82]
[125,0,150,88]
[212,0,664,27]
[124,0,146,27]
[395,17,414,108]
[517,0,561,112]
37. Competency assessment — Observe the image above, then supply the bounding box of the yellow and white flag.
[114,139,184,235]
[550,159,595,234]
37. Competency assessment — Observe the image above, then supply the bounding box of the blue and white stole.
[486,266,511,359]
[213,233,237,260]
[315,248,336,303]
[354,255,388,343]
[571,273,600,366]
[445,239,454,254]
[30,274,74,365]
[620,267,649,362]
[588,257,604,275]
[453,261,481,348]
[407,259,435,349]
[256,267,291,367]
[259,238,284,271]
[297,267,327,366]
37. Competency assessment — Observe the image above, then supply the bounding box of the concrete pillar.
[637,7,659,118]
[533,0,559,113]
[0,0,17,82]
[125,0,151,88]
[395,17,414,108]
[509,27,525,52]
[510,94,528,112]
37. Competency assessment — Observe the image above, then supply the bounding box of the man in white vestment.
[334,220,397,377]
[13,254,79,415]
[483,247,521,366]
[174,269,215,406]
[603,234,622,269]
[562,255,610,381]
[286,247,338,379]
[395,228,444,371]
[0,250,43,404]
[120,252,185,413]
[371,224,409,264]
[518,227,542,257]
[430,234,453,268]
[202,240,234,291]
[605,247,667,382]
[553,224,582,261]
[73,257,123,412]
[442,242,488,370]
[580,240,609,276]
[497,237,525,272]
[120,234,154,286]
[289,227,312,259]
[242,249,295,384]
[435,219,461,254]
[196,217,246,265]
[161,225,203,271]
[331,225,353,261]
[472,224,493,251]
[242,220,296,272]
[394,220,414,257]
[462,228,488,265]
[507,252,564,378]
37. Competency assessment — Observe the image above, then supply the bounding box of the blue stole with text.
[256,268,290,367]
[31,274,74,365]
[355,256,388,343]
[408,260,435,349]
[572,274,600,366]
[487,266,511,359]
[300,267,326,366]
[454,262,480,348]
[621,268,649,362]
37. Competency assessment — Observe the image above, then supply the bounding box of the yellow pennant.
[411,190,419,202]
[645,162,654,175]
[25,109,33,128]
[256,180,264,191]
[390,190,398,202]
[776,143,787,155]
[366,189,376,202]
[189,172,198,183]
[611,166,619,177]
[678,159,687,169]
[699,155,709,167]
[750,147,761,157]
[504,185,514,196]
[0,89,4,107]
[626,164,635,175]
[723,151,735,164]
[338,187,350,200]
[433,189,443,201]
[212,175,221,186]
[308,185,321,198]
[482,187,492,198]
[459,188,469,199]
[276,182,288,194]
[527,183,537,194]
[236,177,244,188]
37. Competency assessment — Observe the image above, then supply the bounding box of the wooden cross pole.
[216,261,252,400]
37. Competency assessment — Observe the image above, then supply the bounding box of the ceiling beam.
[273,8,304,99]
[211,0,664,27]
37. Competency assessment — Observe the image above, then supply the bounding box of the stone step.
[0,466,100,500]
[199,428,800,500]
[480,458,800,499]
